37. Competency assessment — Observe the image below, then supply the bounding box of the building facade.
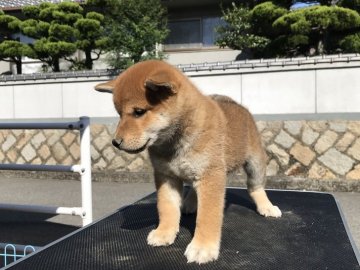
[0,0,239,73]
[163,0,240,64]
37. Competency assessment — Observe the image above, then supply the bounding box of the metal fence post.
[79,116,93,226]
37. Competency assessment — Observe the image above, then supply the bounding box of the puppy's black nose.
[112,138,123,149]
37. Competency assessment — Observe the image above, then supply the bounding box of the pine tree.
[216,1,360,57]
[273,6,360,55]
[21,2,80,71]
[73,11,108,70]
[0,10,33,74]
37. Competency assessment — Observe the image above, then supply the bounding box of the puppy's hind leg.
[244,154,282,218]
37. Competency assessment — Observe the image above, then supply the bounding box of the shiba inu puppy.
[94,60,281,264]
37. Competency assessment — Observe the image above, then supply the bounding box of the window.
[166,19,202,49]
[164,16,223,50]
[202,17,223,46]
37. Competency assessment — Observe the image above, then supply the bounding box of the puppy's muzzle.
[112,138,123,149]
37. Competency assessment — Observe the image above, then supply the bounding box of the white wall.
[187,62,360,116]
[0,78,117,119]
[191,75,242,103]
[316,68,360,113]
[0,61,10,74]
[166,49,241,65]
[1,57,360,120]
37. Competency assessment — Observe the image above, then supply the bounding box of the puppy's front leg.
[184,170,226,264]
[147,173,183,247]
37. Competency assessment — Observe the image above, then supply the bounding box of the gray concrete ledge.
[1,171,359,192]
[0,69,118,83]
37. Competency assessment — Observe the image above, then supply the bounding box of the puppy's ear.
[144,72,177,94]
[94,80,116,93]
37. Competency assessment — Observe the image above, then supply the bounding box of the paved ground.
[0,178,155,247]
[0,177,359,256]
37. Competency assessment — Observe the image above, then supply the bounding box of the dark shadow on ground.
[0,210,79,246]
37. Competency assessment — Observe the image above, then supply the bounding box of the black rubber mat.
[5,188,360,270]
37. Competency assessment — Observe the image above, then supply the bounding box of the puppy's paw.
[147,229,177,247]
[257,204,282,218]
[184,240,219,264]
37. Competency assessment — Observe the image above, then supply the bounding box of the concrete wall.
[1,54,360,120]
[0,77,117,119]
[0,61,10,75]
[165,49,241,65]
[186,60,360,115]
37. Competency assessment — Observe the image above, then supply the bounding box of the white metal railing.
[0,243,39,267]
[0,117,93,226]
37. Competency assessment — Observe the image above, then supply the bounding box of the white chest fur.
[149,138,208,182]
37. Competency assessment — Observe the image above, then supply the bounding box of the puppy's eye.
[133,108,147,118]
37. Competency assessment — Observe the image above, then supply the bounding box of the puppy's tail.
[209,94,238,105]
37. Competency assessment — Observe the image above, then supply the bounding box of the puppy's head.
[94,60,181,154]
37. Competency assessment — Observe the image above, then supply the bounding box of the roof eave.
[1,7,23,11]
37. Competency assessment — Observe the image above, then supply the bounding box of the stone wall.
[1,120,360,191]
[258,120,360,180]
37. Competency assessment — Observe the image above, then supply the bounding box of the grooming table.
[4,188,360,270]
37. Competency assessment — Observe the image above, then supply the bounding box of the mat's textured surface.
[6,189,360,269]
